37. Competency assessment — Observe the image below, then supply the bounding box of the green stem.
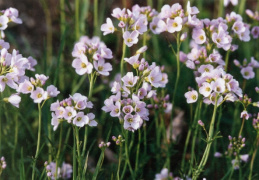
[32,103,42,180]
[55,124,63,180]
[143,33,147,59]
[120,42,126,77]
[75,0,79,40]
[74,127,82,177]
[135,129,141,172]
[12,113,18,170]
[192,96,218,179]
[117,144,122,180]
[94,0,98,36]
[238,117,245,137]
[73,132,77,180]
[92,150,104,180]
[248,134,259,180]
[225,50,230,72]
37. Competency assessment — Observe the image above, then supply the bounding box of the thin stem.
[55,124,63,180]
[248,133,259,180]
[75,0,79,40]
[238,117,245,137]
[224,50,230,72]
[12,113,18,170]
[192,96,218,179]
[32,103,42,180]
[73,131,77,180]
[135,129,141,172]
[117,144,122,180]
[143,33,147,59]
[94,0,99,36]
[92,150,104,180]
[74,127,82,177]
[120,42,126,77]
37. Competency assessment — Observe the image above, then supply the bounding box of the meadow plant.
[1,1,259,180]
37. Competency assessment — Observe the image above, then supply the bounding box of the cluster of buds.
[45,161,72,180]
[72,36,113,76]
[239,94,252,107]
[99,141,111,150]
[252,113,259,131]
[147,94,172,114]
[112,135,125,146]
[226,135,246,156]
[50,93,97,131]
[0,157,6,175]
[234,57,259,80]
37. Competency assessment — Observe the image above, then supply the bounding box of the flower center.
[37,93,42,98]
[81,63,87,68]
[98,66,103,71]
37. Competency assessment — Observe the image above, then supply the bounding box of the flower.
[123,30,139,47]
[30,87,48,103]
[184,90,198,103]
[72,55,93,75]
[4,94,21,108]
[101,18,115,35]
[155,168,172,180]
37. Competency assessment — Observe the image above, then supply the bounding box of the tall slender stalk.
[74,127,82,177]
[32,103,42,180]
[117,144,123,180]
[192,96,218,179]
[75,0,80,40]
[55,124,63,180]
[135,129,141,172]
[94,0,99,36]
[12,113,18,170]
[238,117,245,137]
[120,42,126,77]
[248,133,259,180]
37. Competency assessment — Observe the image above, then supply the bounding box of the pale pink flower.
[17,79,34,94]
[241,66,255,79]
[64,106,77,122]
[121,72,138,87]
[47,85,60,97]
[123,31,139,47]
[73,112,89,127]
[251,26,259,39]
[87,113,97,126]
[192,28,206,44]
[51,113,60,131]
[148,66,163,88]
[0,15,9,31]
[93,59,112,76]
[101,18,115,35]
[240,110,249,120]
[4,94,21,108]
[30,87,48,103]
[167,17,182,33]
[4,7,22,24]
[72,55,93,75]
[184,90,198,103]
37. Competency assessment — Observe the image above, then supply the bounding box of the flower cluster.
[0,49,38,107]
[102,54,168,131]
[112,135,125,145]
[98,141,111,150]
[234,57,259,80]
[0,7,22,38]
[72,36,113,76]
[17,74,59,103]
[0,157,6,175]
[101,5,158,47]
[226,135,246,156]
[185,66,242,105]
[153,2,199,34]
[45,161,72,180]
[50,93,97,131]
